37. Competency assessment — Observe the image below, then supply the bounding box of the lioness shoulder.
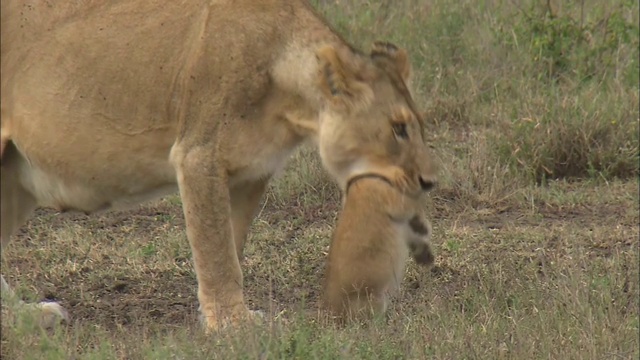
[323,174,434,323]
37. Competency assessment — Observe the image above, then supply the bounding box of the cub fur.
[323,173,434,323]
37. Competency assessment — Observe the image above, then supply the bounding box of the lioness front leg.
[171,146,251,332]
[230,178,270,259]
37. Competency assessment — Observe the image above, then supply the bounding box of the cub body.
[323,175,434,322]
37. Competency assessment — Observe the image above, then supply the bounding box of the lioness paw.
[249,309,265,320]
[38,301,70,329]
[199,307,265,334]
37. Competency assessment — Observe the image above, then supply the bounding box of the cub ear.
[370,41,412,84]
[315,45,373,111]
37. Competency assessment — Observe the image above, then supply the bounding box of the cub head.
[315,41,436,196]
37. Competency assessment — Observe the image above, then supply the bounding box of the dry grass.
[2,0,639,359]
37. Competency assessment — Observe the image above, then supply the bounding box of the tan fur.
[323,176,434,324]
[1,0,436,332]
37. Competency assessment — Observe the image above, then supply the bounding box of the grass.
[2,0,639,359]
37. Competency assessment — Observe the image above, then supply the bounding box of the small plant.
[494,86,639,182]
[445,239,461,253]
[141,243,157,257]
[496,1,639,84]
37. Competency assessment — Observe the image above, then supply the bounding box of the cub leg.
[407,215,435,266]
[1,143,69,328]
[344,291,388,323]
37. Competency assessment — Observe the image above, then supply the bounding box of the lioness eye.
[392,123,408,139]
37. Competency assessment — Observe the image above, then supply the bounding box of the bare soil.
[6,189,636,333]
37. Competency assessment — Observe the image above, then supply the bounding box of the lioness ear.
[370,41,412,84]
[316,45,373,111]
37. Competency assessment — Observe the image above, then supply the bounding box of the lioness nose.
[418,176,436,192]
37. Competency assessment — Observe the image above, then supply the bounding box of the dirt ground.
[6,198,337,332]
[5,184,635,334]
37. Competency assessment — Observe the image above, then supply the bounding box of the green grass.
[2,0,639,359]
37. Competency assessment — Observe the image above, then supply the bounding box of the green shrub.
[496,1,639,84]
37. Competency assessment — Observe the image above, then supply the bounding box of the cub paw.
[409,241,435,266]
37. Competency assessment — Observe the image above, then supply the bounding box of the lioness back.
[323,175,431,322]
[0,0,343,212]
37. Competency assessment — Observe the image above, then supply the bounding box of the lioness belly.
[11,126,178,213]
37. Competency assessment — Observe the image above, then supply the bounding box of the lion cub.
[323,174,434,323]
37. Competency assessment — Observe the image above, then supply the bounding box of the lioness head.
[315,41,436,196]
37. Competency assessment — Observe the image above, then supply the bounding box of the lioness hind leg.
[1,142,70,329]
[1,275,70,329]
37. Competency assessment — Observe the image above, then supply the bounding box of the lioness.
[323,119,435,323]
[1,0,436,331]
